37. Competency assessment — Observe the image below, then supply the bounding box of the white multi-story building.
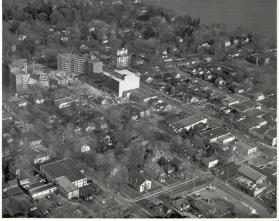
[97,69,140,97]
[114,48,130,68]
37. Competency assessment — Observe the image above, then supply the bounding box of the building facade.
[114,48,130,68]
[95,69,140,97]
[57,53,103,75]
[9,71,30,93]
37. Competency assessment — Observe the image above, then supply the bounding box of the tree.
[50,10,64,25]
[192,135,204,148]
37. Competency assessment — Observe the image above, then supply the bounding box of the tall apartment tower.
[9,58,30,93]
[57,53,87,76]
[87,54,103,74]
[57,53,103,75]
[9,71,30,93]
[114,48,130,69]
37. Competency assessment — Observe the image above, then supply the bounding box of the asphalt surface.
[215,178,272,217]
[140,73,273,218]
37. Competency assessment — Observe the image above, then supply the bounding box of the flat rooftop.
[230,102,252,113]
[236,141,255,150]
[102,69,139,82]
[54,97,77,104]
[170,114,207,129]
[129,88,157,100]
[29,183,56,195]
[238,166,267,182]
[202,127,230,139]
[56,176,78,193]
[40,159,85,181]
[218,133,235,142]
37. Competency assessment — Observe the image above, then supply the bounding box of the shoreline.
[144,0,276,43]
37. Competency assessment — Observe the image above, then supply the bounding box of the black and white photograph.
[1,0,277,219]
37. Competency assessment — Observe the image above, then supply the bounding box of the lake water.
[144,0,276,42]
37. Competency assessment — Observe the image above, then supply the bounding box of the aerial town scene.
[2,0,277,219]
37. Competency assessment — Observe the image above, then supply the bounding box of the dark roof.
[56,176,78,193]
[170,114,207,129]
[202,127,230,140]
[40,159,85,181]
[29,183,57,195]
[230,103,251,113]
[238,166,266,182]
[129,170,146,187]
[67,171,86,182]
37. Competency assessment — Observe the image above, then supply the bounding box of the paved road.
[215,179,272,217]
[135,176,214,203]
[140,77,273,217]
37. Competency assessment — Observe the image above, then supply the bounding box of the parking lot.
[30,194,92,218]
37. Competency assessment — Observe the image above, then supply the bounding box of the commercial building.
[9,70,30,93]
[236,141,257,156]
[237,166,267,184]
[56,176,79,199]
[169,114,208,133]
[126,88,157,103]
[40,159,87,189]
[28,183,57,199]
[217,134,236,144]
[202,127,231,143]
[234,176,267,197]
[95,69,140,97]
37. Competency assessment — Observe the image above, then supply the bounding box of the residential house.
[54,97,78,109]
[201,156,219,168]
[215,77,225,86]
[172,197,191,215]
[230,82,245,94]
[81,145,91,153]
[129,171,151,192]
[31,144,50,164]
[163,162,175,176]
